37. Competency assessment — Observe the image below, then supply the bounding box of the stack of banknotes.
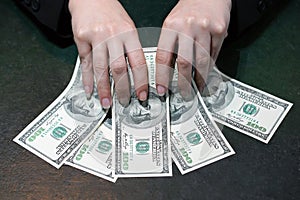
[13,47,292,183]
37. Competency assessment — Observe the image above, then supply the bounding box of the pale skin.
[69,0,231,108]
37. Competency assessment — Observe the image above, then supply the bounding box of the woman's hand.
[156,0,231,97]
[69,0,148,108]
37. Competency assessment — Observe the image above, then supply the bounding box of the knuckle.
[75,27,89,40]
[163,17,177,28]
[94,65,106,75]
[108,20,135,35]
[213,22,227,35]
[92,25,106,34]
[185,16,197,25]
[198,17,210,29]
[131,58,146,69]
[128,51,146,67]
[111,61,127,75]
[123,20,136,30]
[80,61,92,72]
[75,25,105,40]
[196,56,210,69]
[106,23,119,35]
[156,52,171,65]
[177,57,190,68]
[163,18,171,28]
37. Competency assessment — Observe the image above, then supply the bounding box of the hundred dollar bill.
[113,48,172,177]
[202,68,293,143]
[13,57,107,168]
[143,47,235,174]
[114,86,172,177]
[169,82,235,174]
[66,117,116,182]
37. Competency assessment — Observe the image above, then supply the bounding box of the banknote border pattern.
[211,69,292,142]
[171,83,233,172]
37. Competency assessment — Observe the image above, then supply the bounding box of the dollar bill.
[202,68,293,143]
[13,58,107,168]
[144,47,292,143]
[142,47,235,174]
[113,86,172,177]
[66,117,117,182]
[169,82,235,174]
[113,48,172,177]
[114,88,172,177]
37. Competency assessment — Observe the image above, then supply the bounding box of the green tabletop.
[0,0,299,199]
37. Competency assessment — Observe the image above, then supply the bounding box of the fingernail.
[119,97,130,108]
[157,85,166,96]
[84,86,92,99]
[139,91,147,101]
[101,98,111,109]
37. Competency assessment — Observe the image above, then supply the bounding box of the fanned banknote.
[65,116,116,182]
[143,47,292,143]
[169,83,235,174]
[143,47,235,174]
[13,58,107,168]
[113,48,172,177]
[113,86,172,177]
[202,68,293,143]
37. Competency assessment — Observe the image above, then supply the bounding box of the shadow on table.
[217,0,290,77]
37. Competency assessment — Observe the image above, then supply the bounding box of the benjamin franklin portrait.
[202,69,235,112]
[117,87,166,128]
[64,87,105,123]
[169,87,198,125]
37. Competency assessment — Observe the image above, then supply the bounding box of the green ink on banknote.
[76,144,88,161]
[28,127,45,142]
[246,122,267,132]
[51,126,67,139]
[186,132,201,145]
[179,148,193,164]
[136,142,150,154]
[97,140,112,154]
[123,152,129,170]
[243,104,259,116]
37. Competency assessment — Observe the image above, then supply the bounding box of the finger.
[194,33,211,92]
[156,28,177,96]
[210,21,229,61]
[211,35,225,62]
[76,40,94,98]
[124,31,148,101]
[92,42,111,109]
[177,33,193,100]
[126,49,148,101]
[108,39,130,107]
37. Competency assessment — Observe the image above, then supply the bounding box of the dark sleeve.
[229,0,283,36]
[15,0,72,38]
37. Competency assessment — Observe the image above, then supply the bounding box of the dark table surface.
[0,0,299,199]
